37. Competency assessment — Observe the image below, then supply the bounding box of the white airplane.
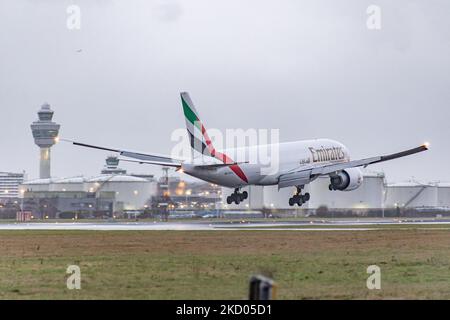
[67,92,428,206]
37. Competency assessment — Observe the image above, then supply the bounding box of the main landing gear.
[226,188,248,205]
[289,185,310,207]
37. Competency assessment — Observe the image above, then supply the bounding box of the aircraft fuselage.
[182,138,350,188]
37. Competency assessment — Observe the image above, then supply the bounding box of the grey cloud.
[0,0,448,183]
[154,0,183,22]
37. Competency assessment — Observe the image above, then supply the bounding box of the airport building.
[15,105,159,218]
[20,157,157,218]
[0,172,25,203]
[158,176,222,210]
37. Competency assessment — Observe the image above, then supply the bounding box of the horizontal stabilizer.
[118,158,181,168]
[193,162,249,170]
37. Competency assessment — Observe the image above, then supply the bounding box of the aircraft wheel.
[304,193,310,201]
[242,191,248,200]
[296,196,304,206]
[235,197,241,205]
[226,196,233,204]
[288,198,295,206]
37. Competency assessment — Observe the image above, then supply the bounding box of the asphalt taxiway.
[1,218,450,231]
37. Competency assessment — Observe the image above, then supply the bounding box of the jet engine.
[329,168,363,191]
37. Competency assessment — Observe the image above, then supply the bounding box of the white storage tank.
[50,177,85,192]
[385,182,438,208]
[220,170,386,210]
[21,178,52,192]
[86,175,157,210]
[308,171,386,209]
[437,183,450,208]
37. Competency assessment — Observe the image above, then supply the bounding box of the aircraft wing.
[64,140,183,167]
[278,144,429,189]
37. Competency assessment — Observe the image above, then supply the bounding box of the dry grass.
[0,229,450,299]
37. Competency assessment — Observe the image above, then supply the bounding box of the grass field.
[1,229,450,299]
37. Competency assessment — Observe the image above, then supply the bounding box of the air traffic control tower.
[30,103,60,179]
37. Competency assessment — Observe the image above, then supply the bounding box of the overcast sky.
[0,0,448,183]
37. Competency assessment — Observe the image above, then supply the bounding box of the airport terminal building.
[0,171,25,203]
[20,157,157,219]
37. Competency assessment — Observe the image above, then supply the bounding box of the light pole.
[185,189,191,207]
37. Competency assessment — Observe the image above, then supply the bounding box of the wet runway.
[1,218,450,231]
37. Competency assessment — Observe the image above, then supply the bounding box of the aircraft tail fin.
[180,92,215,158]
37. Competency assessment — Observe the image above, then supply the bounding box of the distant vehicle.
[202,214,217,219]
[67,92,428,207]
[167,212,201,219]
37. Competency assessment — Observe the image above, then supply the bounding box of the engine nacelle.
[329,168,363,191]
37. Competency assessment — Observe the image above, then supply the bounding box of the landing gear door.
[278,169,312,189]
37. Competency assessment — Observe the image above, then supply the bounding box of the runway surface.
[1,218,450,231]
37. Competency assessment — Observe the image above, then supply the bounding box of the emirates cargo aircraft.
[67,92,428,206]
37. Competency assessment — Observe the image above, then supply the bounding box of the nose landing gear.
[226,188,248,205]
[289,185,310,206]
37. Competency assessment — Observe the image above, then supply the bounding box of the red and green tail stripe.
[181,92,248,183]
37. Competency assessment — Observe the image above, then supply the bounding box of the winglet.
[374,144,428,164]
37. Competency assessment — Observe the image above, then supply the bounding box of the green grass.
[0,229,450,299]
